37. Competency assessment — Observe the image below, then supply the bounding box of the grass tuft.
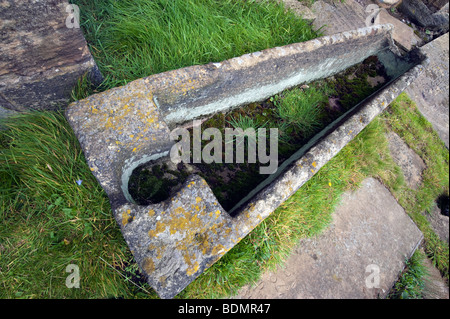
[388,250,428,299]
[275,86,331,137]
[72,0,321,90]
[0,112,155,298]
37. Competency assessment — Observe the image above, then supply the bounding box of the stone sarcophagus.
[65,24,427,298]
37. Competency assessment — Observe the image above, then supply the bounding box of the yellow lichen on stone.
[148,221,167,238]
[174,206,185,216]
[122,209,133,226]
[148,244,164,259]
[182,251,200,276]
[211,244,226,256]
[143,257,155,274]
[186,261,199,276]
[159,276,167,287]
[167,209,203,235]
[148,209,155,217]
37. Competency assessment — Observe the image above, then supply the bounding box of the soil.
[128,56,391,212]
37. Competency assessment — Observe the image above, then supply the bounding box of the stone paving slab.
[235,178,423,299]
[377,8,422,50]
[386,131,426,190]
[311,0,421,50]
[405,32,449,148]
[279,0,316,21]
[424,203,449,244]
[0,0,101,112]
[312,0,367,35]
[422,249,450,299]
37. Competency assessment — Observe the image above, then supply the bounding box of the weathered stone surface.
[311,0,367,35]
[422,250,450,299]
[117,175,238,299]
[66,25,426,299]
[65,81,174,208]
[387,131,426,189]
[424,203,449,243]
[378,0,402,5]
[156,25,395,126]
[377,8,422,50]
[430,0,449,10]
[405,33,449,148]
[0,0,101,112]
[400,0,449,32]
[235,178,423,299]
[439,2,449,13]
[279,0,316,21]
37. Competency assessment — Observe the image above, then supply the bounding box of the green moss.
[128,164,190,205]
[327,56,388,110]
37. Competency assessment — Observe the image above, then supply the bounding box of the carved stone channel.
[65,24,427,298]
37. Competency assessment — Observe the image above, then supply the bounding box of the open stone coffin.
[66,24,428,299]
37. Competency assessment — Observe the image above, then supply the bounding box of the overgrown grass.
[380,93,449,281]
[0,112,154,298]
[227,114,268,145]
[274,85,331,137]
[388,250,428,299]
[71,0,321,90]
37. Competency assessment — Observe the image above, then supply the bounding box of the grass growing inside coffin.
[129,55,389,213]
[71,0,321,90]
